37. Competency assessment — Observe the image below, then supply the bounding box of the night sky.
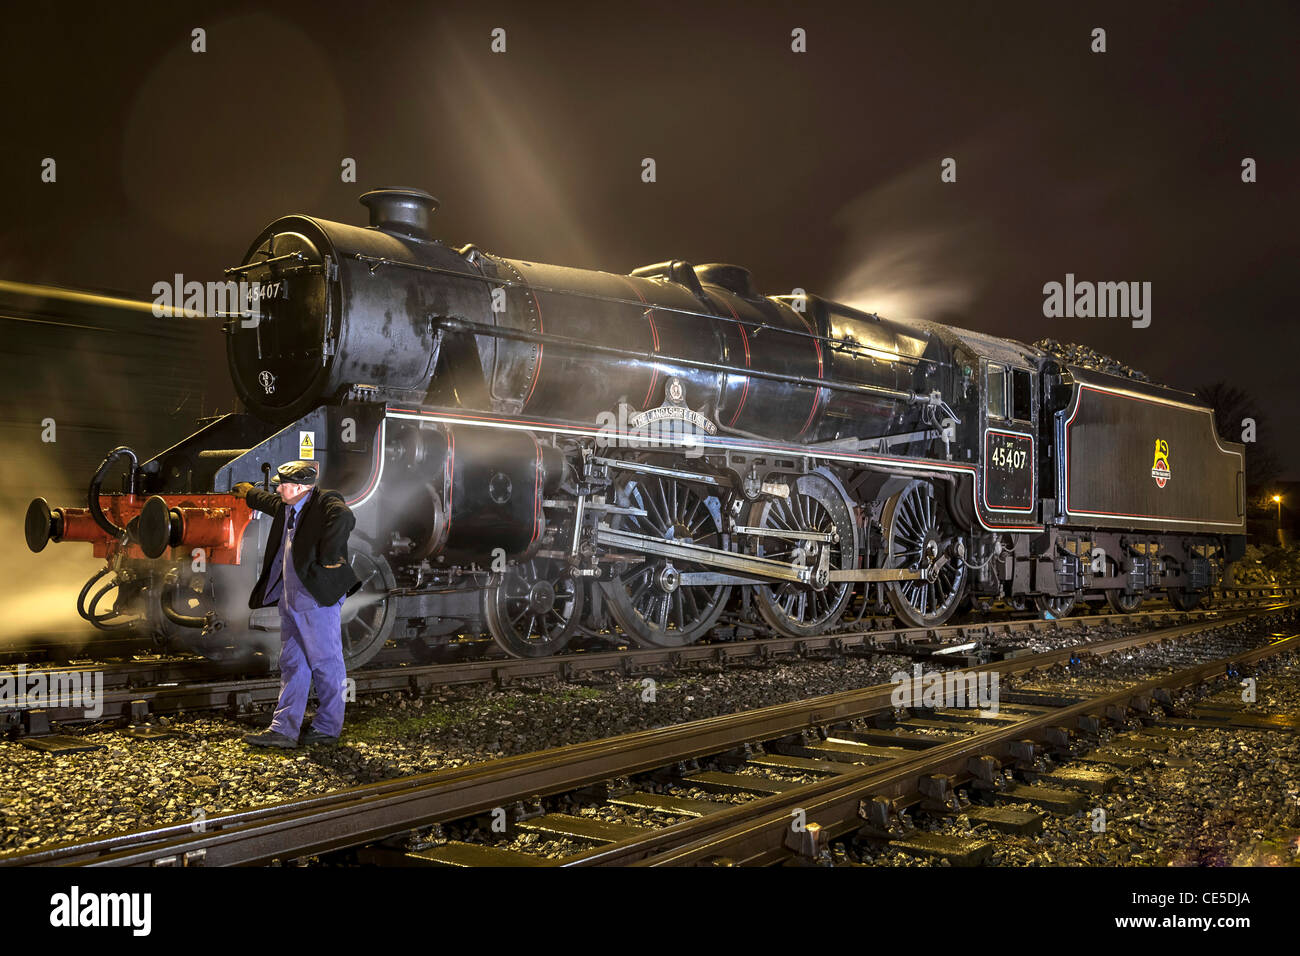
[2,1,1297,473]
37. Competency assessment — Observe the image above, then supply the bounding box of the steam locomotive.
[24,188,1247,668]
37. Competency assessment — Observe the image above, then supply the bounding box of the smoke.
[0,305,155,648]
[829,158,989,323]
[427,28,601,266]
[343,591,386,618]
[831,226,983,322]
[0,277,228,652]
[0,442,105,648]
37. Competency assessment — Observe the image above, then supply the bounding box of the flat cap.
[271,460,319,486]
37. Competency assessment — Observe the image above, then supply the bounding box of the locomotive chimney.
[359,187,440,240]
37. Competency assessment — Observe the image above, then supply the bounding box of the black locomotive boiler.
[24,188,1247,668]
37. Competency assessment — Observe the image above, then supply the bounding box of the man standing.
[233,461,360,748]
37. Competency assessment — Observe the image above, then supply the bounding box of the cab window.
[1011,368,1033,422]
[987,364,1007,419]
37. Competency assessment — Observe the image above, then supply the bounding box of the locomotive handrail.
[223,251,305,275]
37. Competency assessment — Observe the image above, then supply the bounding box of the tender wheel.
[600,473,731,647]
[340,550,397,669]
[881,480,967,627]
[1167,587,1204,611]
[484,557,584,658]
[748,471,856,637]
[1034,593,1078,618]
[1105,589,1145,614]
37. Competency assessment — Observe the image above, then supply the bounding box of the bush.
[1231,544,1300,585]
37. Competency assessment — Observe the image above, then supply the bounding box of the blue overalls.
[262,490,348,739]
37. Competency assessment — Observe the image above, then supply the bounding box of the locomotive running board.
[595,526,925,585]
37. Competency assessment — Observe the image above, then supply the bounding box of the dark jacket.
[246,486,362,609]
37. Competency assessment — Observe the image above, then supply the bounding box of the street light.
[1274,494,1284,546]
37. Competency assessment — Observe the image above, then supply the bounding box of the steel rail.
[4,598,1271,728]
[610,631,1300,866]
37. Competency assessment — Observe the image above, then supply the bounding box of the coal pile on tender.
[1034,339,1150,382]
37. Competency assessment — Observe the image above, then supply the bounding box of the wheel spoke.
[603,471,732,646]
[654,595,669,630]
[684,496,704,533]
[751,480,856,634]
[682,586,701,618]
[657,480,673,531]
[639,486,668,533]
[884,484,967,625]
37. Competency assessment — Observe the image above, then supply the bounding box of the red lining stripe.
[794,312,824,437]
[621,278,660,409]
[981,428,1035,514]
[723,298,750,427]
[1062,385,1241,526]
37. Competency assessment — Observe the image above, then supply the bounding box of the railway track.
[619,632,1300,868]
[4,602,1291,867]
[2,590,1291,732]
[836,668,1300,867]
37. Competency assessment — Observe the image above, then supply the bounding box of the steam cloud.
[0,443,105,648]
[829,157,990,323]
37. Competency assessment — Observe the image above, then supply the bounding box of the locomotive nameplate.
[627,404,717,435]
[983,428,1034,513]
